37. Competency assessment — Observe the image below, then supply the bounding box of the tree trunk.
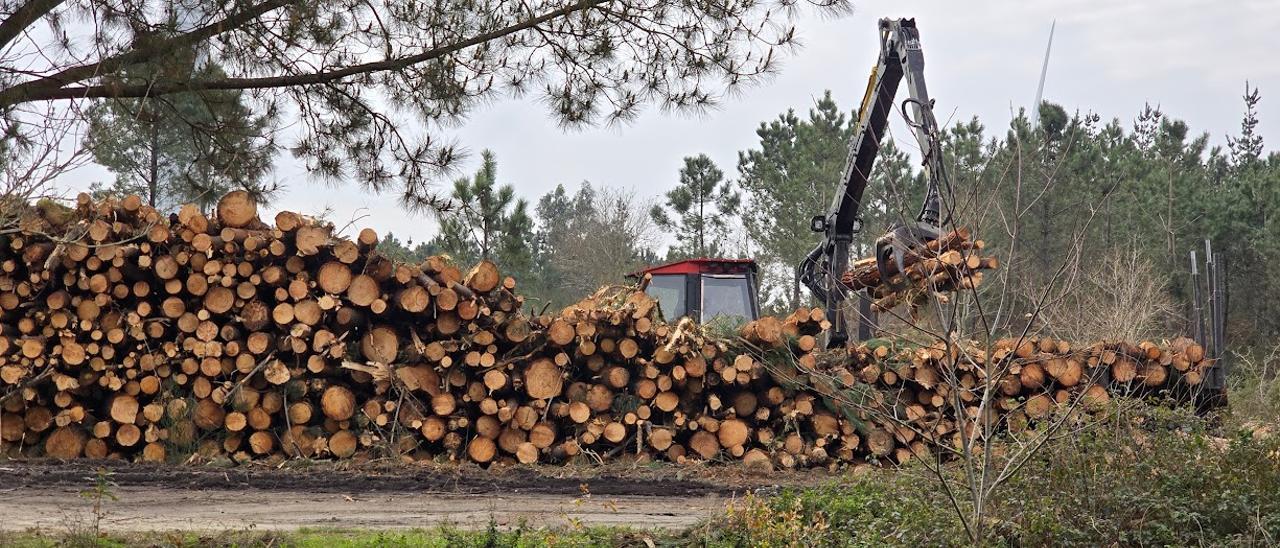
[148,115,159,207]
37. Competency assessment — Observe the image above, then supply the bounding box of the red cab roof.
[628,258,758,278]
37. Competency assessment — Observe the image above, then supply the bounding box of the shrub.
[1225,344,1280,427]
[991,404,1280,545]
[700,475,966,547]
[701,403,1280,546]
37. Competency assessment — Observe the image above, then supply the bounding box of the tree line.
[421,86,1278,349]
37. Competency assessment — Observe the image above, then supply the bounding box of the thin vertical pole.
[856,292,876,341]
[1214,251,1226,371]
[1204,240,1216,360]
[1190,250,1204,346]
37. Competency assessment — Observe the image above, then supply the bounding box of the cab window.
[646,274,687,321]
[701,275,753,324]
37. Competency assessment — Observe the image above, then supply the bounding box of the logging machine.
[632,258,761,325]
[639,18,952,345]
[798,17,951,349]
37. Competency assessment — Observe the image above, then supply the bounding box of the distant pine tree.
[1228,82,1264,168]
[650,154,740,259]
[81,10,277,213]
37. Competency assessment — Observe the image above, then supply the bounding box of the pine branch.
[0,0,67,52]
[0,0,612,106]
[0,0,296,107]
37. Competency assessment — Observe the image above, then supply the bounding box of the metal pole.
[1204,240,1216,360]
[1214,251,1227,369]
[1206,240,1229,398]
[1190,250,1204,346]
[856,292,876,341]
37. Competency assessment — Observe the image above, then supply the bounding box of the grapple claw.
[874,222,942,288]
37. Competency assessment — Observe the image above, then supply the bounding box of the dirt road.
[0,461,789,532]
[0,486,727,531]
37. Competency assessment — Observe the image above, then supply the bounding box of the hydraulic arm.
[797,18,953,348]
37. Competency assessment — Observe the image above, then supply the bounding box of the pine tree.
[1132,103,1164,152]
[860,139,924,256]
[536,183,598,257]
[533,182,660,307]
[530,182,598,305]
[0,0,828,211]
[651,154,740,259]
[736,91,852,309]
[431,150,533,272]
[377,233,436,263]
[496,200,535,282]
[81,15,276,212]
[1228,82,1264,169]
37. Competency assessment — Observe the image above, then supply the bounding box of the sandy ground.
[0,486,727,531]
[0,460,811,532]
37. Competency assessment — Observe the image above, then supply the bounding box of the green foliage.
[82,38,276,212]
[729,88,1280,345]
[703,479,963,547]
[735,91,927,311]
[991,406,1280,546]
[2,0,843,211]
[377,232,437,264]
[63,467,119,546]
[651,154,741,259]
[430,151,534,276]
[1226,344,1280,426]
[1228,82,1264,167]
[861,139,927,249]
[529,182,602,307]
[524,182,661,309]
[704,405,1280,547]
[963,95,1280,341]
[371,175,662,311]
[736,91,853,310]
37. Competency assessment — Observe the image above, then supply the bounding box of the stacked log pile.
[757,332,1215,466]
[0,193,1217,469]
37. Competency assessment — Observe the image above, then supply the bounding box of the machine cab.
[629,259,760,325]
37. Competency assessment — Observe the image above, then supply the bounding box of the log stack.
[840,228,998,313]
[0,192,1218,469]
[766,333,1215,466]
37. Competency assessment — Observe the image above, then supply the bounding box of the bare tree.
[549,187,660,299]
[1037,243,1180,342]
[882,122,1122,543]
[0,101,92,231]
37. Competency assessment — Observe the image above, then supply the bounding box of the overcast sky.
[56,0,1280,246]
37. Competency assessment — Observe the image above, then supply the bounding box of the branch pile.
[0,193,1217,469]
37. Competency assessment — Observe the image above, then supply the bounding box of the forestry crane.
[798,17,952,348]
[637,18,953,339]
